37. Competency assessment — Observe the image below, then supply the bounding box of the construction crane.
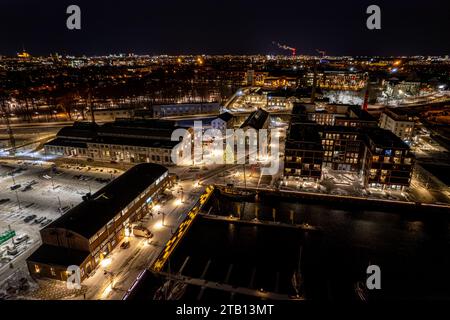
[311,49,327,102]
[0,93,16,156]
[316,49,326,58]
[272,41,297,56]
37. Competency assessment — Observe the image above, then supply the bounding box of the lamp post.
[57,196,62,214]
[15,190,21,209]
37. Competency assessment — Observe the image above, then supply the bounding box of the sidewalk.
[81,180,205,300]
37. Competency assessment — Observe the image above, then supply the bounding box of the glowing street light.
[154,221,163,230]
[100,258,112,268]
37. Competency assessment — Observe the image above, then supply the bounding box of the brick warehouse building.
[27,163,170,281]
[44,119,191,166]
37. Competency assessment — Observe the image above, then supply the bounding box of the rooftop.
[56,122,98,140]
[347,106,377,122]
[383,107,414,121]
[216,112,234,122]
[240,108,269,130]
[27,244,89,268]
[364,127,410,149]
[286,123,323,151]
[94,136,179,149]
[45,163,168,239]
[45,138,88,149]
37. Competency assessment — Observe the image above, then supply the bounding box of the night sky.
[1,0,449,56]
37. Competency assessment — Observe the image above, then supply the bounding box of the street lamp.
[180,187,184,203]
[15,190,21,209]
[57,196,62,214]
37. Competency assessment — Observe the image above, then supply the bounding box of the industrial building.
[146,102,221,118]
[44,119,191,165]
[27,163,170,281]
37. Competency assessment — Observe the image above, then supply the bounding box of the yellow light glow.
[154,221,164,230]
[18,51,30,58]
[100,258,112,268]
[175,199,182,206]
[102,284,113,298]
[153,204,161,211]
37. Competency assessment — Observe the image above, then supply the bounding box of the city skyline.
[1,0,450,56]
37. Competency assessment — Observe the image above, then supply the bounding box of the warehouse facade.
[44,119,191,166]
[27,163,170,281]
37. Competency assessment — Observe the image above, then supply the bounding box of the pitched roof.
[216,112,234,122]
[240,109,269,130]
[45,163,168,239]
[27,244,89,268]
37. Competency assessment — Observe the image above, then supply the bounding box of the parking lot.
[0,159,124,288]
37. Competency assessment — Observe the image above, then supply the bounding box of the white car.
[13,234,29,245]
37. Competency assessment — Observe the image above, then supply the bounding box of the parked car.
[10,184,21,191]
[34,217,45,224]
[120,240,130,249]
[59,206,70,213]
[13,234,29,245]
[41,219,52,227]
[6,248,18,256]
[1,256,11,263]
[133,225,153,238]
[21,185,32,192]
[23,215,37,223]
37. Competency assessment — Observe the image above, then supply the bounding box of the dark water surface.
[134,193,450,301]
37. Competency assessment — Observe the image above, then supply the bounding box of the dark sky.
[1,0,449,56]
